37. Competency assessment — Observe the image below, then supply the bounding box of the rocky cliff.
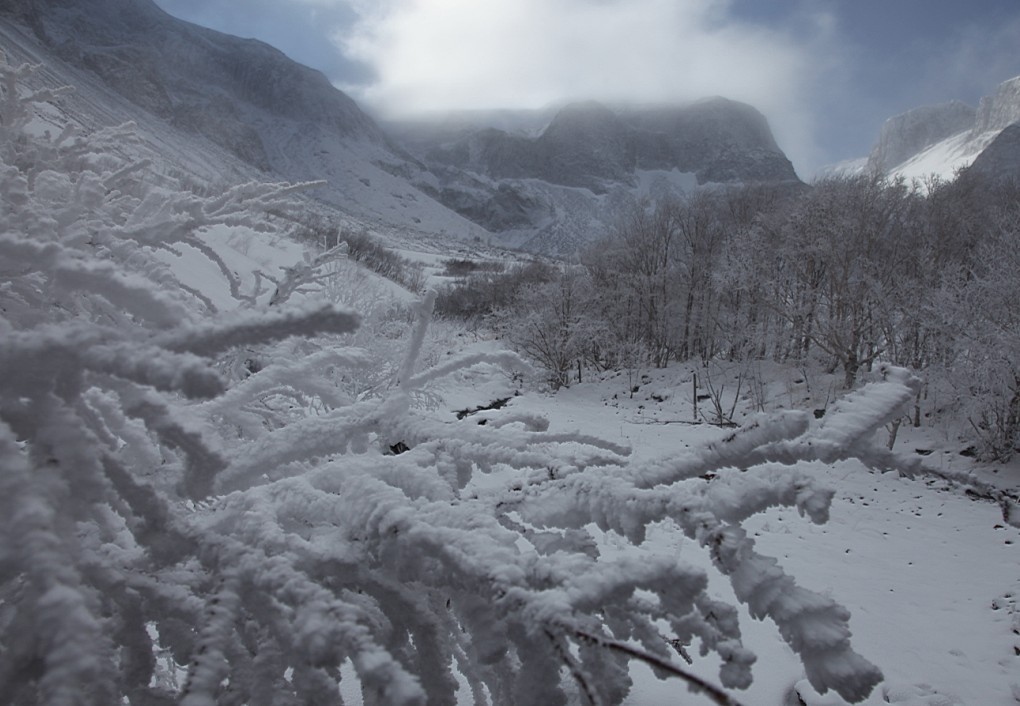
[973,76,1020,135]
[866,101,975,174]
[851,75,1020,183]
[398,98,800,250]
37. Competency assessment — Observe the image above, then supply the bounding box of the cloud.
[153,0,847,175]
[338,0,838,176]
[917,13,1020,105]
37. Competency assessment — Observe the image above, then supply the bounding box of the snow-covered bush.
[1,51,970,706]
[495,267,603,389]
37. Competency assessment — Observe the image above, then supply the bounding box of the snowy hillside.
[0,0,487,244]
[887,129,1000,184]
[836,75,1020,184]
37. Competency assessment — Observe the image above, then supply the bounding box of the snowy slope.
[0,0,487,245]
[833,76,1020,185]
[489,367,1020,706]
[890,129,1000,183]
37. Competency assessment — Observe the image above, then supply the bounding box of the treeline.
[437,172,1020,460]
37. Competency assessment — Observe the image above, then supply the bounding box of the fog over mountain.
[389,98,799,252]
[1,0,805,254]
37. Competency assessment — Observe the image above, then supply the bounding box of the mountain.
[0,0,482,241]
[849,76,1020,183]
[392,98,800,252]
[1,0,803,254]
[967,123,1020,183]
[866,101,976,174]
[973,75,1020,134]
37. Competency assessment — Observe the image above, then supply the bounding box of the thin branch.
[568,627,747,706]
[545,629,601,706]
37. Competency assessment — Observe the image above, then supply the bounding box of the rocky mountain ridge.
[866,101,975,174]
[859,75,1020,182]
[974,75,1020,134]
[395,98,800,251]
[409,98,797,192]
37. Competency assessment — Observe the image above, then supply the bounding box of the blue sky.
[152,0,1020,177]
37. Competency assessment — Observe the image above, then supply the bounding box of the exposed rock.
[417,97,798,192]
[973,76,1020,135]
[967,123,1020,183]
[533,101,635,190]
[866,101,975,174]
[625,97,796,182]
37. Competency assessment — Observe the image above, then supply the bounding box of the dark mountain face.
[400,98,800,247]
[623,98,795,181]
[967,123,1020,183]
[413,98,798,194]
[534,101,635,188]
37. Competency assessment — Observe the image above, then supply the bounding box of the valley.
[1,1,1020,705]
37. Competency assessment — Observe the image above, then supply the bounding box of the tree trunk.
[843,349,859,389]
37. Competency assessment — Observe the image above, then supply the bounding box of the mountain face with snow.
[394,99,800,252]
[0,0,485,240]
[852,76,1020,183]
[410,98,796,192]
[1,0,802,254]
[866,101,975,174]
[1,0,382,168]
[973,75,1020,134]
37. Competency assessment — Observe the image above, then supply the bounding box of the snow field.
[486,366,1020,705]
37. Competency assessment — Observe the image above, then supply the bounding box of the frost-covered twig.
[568,627,748,706]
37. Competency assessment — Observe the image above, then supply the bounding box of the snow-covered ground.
[473,366,1020,705]
[151,213,1020,704]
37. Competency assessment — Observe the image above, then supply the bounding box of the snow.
[6,9,1020,703]
[889,130,1000,186]
[487,367,1020,705]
